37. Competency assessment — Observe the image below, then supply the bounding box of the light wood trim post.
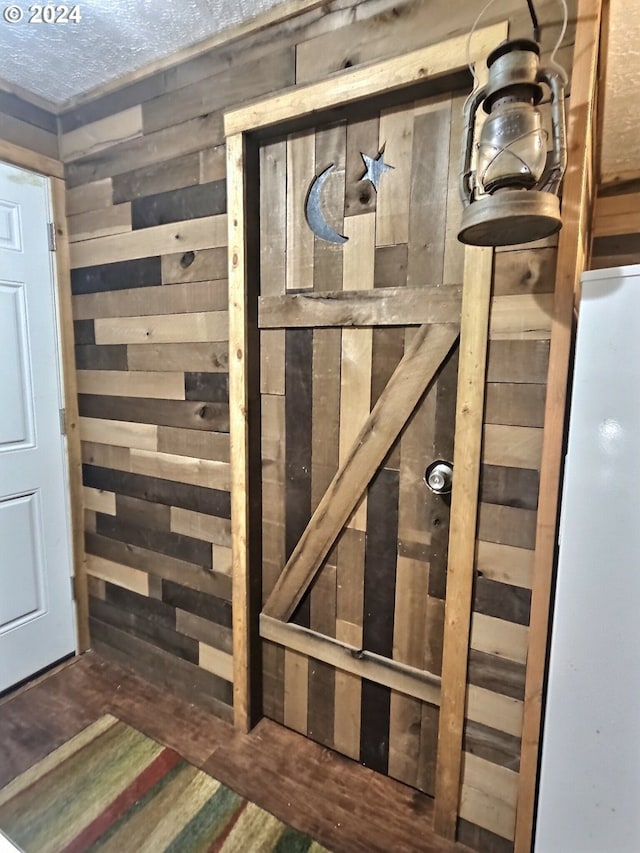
[434,246,494,839]
[514,2,603,850]
[228,132,251,730]
[228,132,263,731]
[50,177,89,652]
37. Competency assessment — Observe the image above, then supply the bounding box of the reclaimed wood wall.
[0,90,58,159]
[592,190,640,270]
[53,1,578,850]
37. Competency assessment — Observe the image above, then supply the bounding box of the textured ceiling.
[1,0,289,105]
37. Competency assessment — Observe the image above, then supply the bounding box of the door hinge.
[47,221,57,252]
[59,408,67,435]
[71,576,77,600]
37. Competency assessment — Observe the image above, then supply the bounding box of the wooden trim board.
[258,286,462,328]
[514,1,603,850]
[433,246,494,839]
[224,23,507,136]
[227,133,252,731]
[50,176,88,652]
[0,138,64,179]
[261,615,441,706]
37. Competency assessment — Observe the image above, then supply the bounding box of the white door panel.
[0,492,46,629]
[0,283,34,448]
[0,161,75,690]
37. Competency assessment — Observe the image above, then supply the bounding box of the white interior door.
[0,160,75,691]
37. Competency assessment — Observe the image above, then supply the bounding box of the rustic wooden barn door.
[225,20,505,805]
[256,96,463,792]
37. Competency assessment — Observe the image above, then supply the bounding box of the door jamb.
[1,140,88,653]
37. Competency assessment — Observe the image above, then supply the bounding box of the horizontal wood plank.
[94,311,228,345]
[261,615,440,706]
[86,553,149,596]
[60,106,143,162]
[475,541,534,590]
[258,286,462,328]
[68,203,131,243]
[127,342,228,373]
[77,369,185,400]
[129,448,231,491]
[79,416,158,451]
[171,507,231,546]
[466,685,524,739]
[199,642,234,682]
[70,215,227,268]
[82,486,116,515]
[470,613,528,665]
[73,280,227,320]
[482,425,544,470]
[157,426,230,462]
[66,179,113,216]
[593,192,640,237]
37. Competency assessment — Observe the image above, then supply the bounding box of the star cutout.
[360,150,394,192]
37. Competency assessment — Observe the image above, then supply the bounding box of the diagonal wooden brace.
[262,321,460,622]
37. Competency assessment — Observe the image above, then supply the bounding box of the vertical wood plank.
[286,130,315,291]
[308,326,341,746]
[260,139,287,298]
[339,212,375,531]
[333,211,375,761]
[51,176,89,651]
[406,97,451,287]
[313,122,346,292]
[261,395,286,602]
[443,93,467,286]
[284,648,309,734]
[389,331,436,788]
[344,116,379,218]
[515,2,602,849]
[376,105,413,246]
[360,466,399,774]
[259,132,288,727]
[285,328,313,628]
[434,246,493,838]
[227,132,252,731]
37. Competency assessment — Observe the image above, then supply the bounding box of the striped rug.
[0,715,330,853]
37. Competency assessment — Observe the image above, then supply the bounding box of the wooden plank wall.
[0,90,58,159]
[591,190,640,269]
[58,0,577,848]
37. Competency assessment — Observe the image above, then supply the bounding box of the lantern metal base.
[458,189,562,247]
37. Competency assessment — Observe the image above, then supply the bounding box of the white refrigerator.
[535,264,640,851]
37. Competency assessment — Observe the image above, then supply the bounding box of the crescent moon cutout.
[305,164,348,244]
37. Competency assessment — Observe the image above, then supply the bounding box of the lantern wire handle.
[466,0,569,93]
[549,0,569,85]
[526,0,541,41]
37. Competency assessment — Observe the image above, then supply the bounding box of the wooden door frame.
[224,20,506,730]
[0,140,88,653]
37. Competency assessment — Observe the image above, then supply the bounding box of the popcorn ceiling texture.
[1,0,288,104]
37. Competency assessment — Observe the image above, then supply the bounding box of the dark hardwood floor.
[0,652,468,853]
